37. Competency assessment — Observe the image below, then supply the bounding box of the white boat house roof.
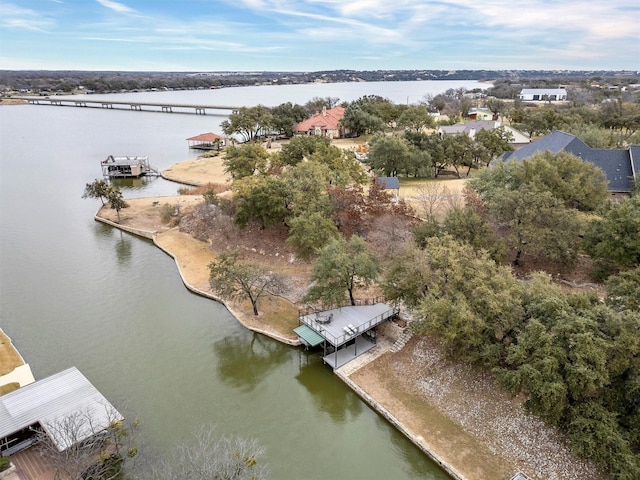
[0,367,122,452]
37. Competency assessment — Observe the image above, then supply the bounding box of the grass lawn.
[0,330,24,376]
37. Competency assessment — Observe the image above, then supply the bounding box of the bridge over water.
[10,96,243,115]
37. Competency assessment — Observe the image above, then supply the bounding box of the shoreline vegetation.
[93,141,604,480]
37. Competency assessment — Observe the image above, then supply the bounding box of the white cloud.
[0,3,53,31]
[96,0,135,14]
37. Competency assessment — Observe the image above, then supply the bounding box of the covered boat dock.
[297,302,400,369]
[101,155,159,178]
[186,132,227,150]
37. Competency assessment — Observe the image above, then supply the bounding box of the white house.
[518,88,567,101]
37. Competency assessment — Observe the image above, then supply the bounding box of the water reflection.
[214,332,289,393]
[111,176,159,191]
[114,232,132,265]
[295,351,363,422]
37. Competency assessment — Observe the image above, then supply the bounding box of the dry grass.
[178,182,230,196]
[0,382,19,395]
[351,350,516,480]
[232,295,300,342]
[0,331,24,376]
[162,153,231,186]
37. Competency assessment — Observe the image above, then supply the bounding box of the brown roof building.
[294,106,346,138]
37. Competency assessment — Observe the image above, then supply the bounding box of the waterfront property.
[101,155,159,178]
[186,132,227,150]
[294,106,346,138]
[0,367,122,457]
[296,302,400,369]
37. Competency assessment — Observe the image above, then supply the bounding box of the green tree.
[106,186,129,223]
[474,126,514,165]
[340,103,385,136]
[223,143,271,179]
[82,179,111,205]
[279,161,336,220]
[484,98,505,117]
[471,151,609,212]
[286,212,340,260]
[404,132,448,177]
[490,184,581,266]
[209,252,283,316]
[307,143,367,186]
[443,206,506,262]
[221,106,273,143]
[584,196,640,271]
[443,134,475,178]
[303,235,380,307]
[367,134,410,177]
[232,176,289,228]
[389,236,524,364]
[278,135,331,167]
[271,102,308,137]
[397,105,435,132]
[605,266,640,311]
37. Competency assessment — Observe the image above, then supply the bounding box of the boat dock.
[101,155,159,178]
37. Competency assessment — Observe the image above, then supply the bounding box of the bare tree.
[415,182,450,220]
[209,251,284,315]
[150,425,269,480]
[35,403,140,480]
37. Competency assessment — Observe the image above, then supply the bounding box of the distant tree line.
[2,69,638,95]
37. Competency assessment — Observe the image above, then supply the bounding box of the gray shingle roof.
[501,131,637,193]
[375,176,400,189]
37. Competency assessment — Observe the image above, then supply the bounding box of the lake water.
[0,80,486,479]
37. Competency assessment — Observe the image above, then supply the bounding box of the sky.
[0,0,638,72]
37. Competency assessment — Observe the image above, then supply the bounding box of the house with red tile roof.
[294,106,346,138]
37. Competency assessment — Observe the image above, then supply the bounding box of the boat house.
[101,155,159,178]
[296,302,400,369]
[186,132,227,150]
[0,367,123,457]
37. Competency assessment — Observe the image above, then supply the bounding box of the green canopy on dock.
[294,325,324,347]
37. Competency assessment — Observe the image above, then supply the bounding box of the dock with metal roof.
[0,367,122,456]
[297,302,399,369]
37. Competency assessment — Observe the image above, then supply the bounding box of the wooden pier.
[11,96,242,116]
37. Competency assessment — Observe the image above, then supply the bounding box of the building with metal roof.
[518,88,567,101]
[500,130,638,193]
[0,367,122,456]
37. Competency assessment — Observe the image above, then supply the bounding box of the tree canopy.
[303,235,380,307]
[221,106,273,142]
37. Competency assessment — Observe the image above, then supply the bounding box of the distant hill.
[1,69,638,95]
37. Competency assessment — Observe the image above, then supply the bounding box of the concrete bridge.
[10,96,242,115]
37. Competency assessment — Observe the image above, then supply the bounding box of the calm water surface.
[0,81,485,479]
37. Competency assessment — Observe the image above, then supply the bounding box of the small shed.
[186,132,226,150]
[375,176,400,200]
